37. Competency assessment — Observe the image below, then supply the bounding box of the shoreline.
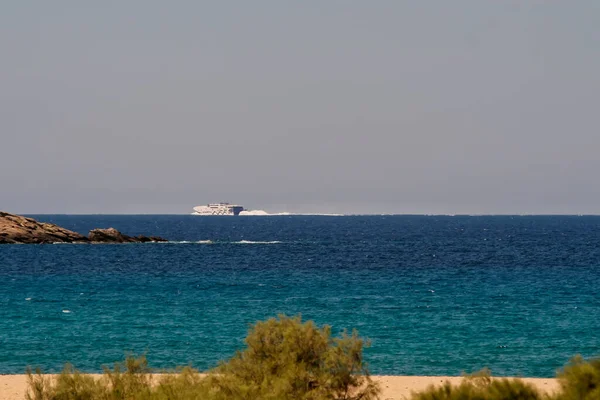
[0,374,560,400]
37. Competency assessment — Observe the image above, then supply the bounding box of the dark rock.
[0,212,168,244]
[134,235,167,243]
[88,228,168,243]
[88,227,131,243]
[0,211,89,244]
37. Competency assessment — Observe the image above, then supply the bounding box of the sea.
[1,215,599,377]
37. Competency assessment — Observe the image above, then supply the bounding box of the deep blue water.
[1,215,600,377]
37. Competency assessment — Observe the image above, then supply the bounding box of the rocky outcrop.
[0,211,89,244]
[88,228,167,243]
[0,212,168,244]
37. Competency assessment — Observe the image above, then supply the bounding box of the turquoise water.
[1,215,599,376]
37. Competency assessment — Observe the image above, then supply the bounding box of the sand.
[0,374,559,400]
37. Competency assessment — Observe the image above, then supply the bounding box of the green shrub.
[101,355,155,399]
[204,314,380,400]
[26,312,600,400]
[26,364,106,400]
[26,357,158,400]
[25,315,379,400]
[553,355,600,400]
[153,367,209,400]
[410,368,542,400]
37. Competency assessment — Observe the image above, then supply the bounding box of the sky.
[1,1,599,214]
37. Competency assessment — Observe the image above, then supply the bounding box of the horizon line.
[13,212,600,217]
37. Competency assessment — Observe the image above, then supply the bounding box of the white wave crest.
[166,240,213,244]
[240,209,343,216]
[239,209,270,216]
[235,240,282,244]
[285,213,344,216]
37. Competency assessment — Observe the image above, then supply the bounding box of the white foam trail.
[240,209,344,216]
[25,298,31,301]
[235,240,282,244]
[165,240,214,244]
[239,209,270,216]
[62,309,71,313]
[287,213,344,216]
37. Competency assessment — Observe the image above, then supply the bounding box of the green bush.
[26,357,156,400]
[26,314,379,400]
[411,355,600,400]
[27,364,105,400]
[204,314,380,400]
[410,368,542,400]
[25,314,600,400]
[553,355,600,400]
[152,367,209,400]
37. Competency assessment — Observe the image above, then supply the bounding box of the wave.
[234,240,282,244]
[240,209,343,216]
[165,240,278,244]
[165,240,214,244]
[49,239,279,245]
[239,210,270,216]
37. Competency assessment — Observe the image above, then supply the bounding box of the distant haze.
[2,2,599,214]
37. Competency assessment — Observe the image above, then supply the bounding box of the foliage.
[24,313,600,400]
[152,367,209,400]
[553,355,600,400]
[410,368,542,400]
[27,364,105,400]
[100,355,154,399]
[204,314,380,400]
[408,355,600,400]
[26,357,158,400]
[25,315,379,400]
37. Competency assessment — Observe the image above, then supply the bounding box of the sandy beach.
[0,374,559,400]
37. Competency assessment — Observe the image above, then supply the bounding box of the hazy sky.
[2,1,599,214]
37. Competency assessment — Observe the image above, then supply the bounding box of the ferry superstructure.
[192,203,245,216]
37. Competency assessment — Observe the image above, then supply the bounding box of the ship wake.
[239,209,343,216]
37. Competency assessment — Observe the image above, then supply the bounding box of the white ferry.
[192,203,245,216]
